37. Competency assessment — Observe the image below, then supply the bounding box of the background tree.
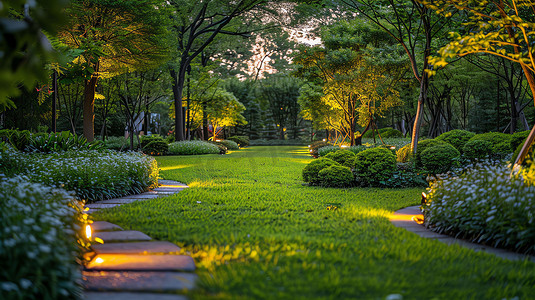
[421,0,535,165]
[57,0,169,141]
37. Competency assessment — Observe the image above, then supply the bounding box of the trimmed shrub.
[347,145,368,155]
[362,128,403,138]
[218,139,239,150]
[415,139,449,168]
[420,143,460,174]
[140,135,165,148]
[308,141,331,158]
[468,132,512,155]
[463,140,492,161]
[208,141,228,154]
[318,165,354,187]
[143,140,169,156]
[0,176,88,299]
[396,144,413,163]
[169,140,221,155]
[510,130,530,153]
[423,164,535,254]
[227,136,249,147]
[354,147,396,185]
[325,149,356,168]
[302,158,339,184]
[435,129,475,152]
[103,136,139,151]
[0,149,159,202]
[318,145,340,157]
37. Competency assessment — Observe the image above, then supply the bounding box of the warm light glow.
[85,225,92,240]
[160,165,192,171]
[322,139,326,142]
[215,139,221,142]
[390,146,396,150]
[95,257,104,264]
[341,145,348,148]
[412,216,425,225]
[159,184,189,188]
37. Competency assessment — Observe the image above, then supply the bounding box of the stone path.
[390,206,535,263]
[83,180,196,300]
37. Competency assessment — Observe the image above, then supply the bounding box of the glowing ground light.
[85,225,92,240]
[95,257,104,264]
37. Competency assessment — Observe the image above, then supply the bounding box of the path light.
[322,139,326,142]
[85,224,92,240]
[421,192,427,206]
[390,146,396,150]
[95,257,104,264]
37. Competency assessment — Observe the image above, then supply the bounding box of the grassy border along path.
[93,146,535,300]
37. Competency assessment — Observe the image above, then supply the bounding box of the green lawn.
[94,146,535,299]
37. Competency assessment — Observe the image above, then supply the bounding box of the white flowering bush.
[169,140,220,155]
[0,176,88,300]
[423,164,535,254]
[1,149,158,202]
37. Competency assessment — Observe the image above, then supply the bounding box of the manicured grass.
[94,146,535,299]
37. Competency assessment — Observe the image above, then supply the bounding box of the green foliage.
[354,147,396,185]
[227,136,249,147]
[0,129,32,151]
[0,149,158,202]
[218,140,239,150]
[317,145,340,157]
[318,165,354,187]
[435,129,475,153]
[415,139,449,168]
[347,145,368,155]
[26,131,104,153]
[463,140,493,161]
[424,164,535,254]
[363,128,403,138]
[143,140,169,156]
[308,141,331,157]
[302,157,339,184]
[168,140,221,155]
[140,135,165,148]
[250,139,309,146]
[102,136,139,151]
[0,176,87,300]
[396,143,413,163]
[324,149,356,168]
[208,141,229,155]
[510,130,531,153]
[420,143,460,174]
[468,132,512,155]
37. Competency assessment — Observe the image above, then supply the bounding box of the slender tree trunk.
[170,66,186,141]
[202,101,209,140]
[83,75,98,142]
[411,72,428,153]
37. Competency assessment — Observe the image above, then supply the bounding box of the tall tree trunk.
[170,66,186,141]
[202,101,209,140]
[83,75,98,142]
[411,72,428,153]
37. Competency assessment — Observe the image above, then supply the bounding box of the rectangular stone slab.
[153,188,183,192]
[91,221,123,232]
[95,231,151,243]
[83,271,197,292]
[85,254,195,272]
[91,241,180,255]
[84,292,188,300]
[86,203,121,209]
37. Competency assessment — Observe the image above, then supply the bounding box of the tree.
[420,0,535,165]
[0,0,68,109]
[206,89,247,139]
[57,0,168,141]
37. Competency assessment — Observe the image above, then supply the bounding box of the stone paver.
[86,203,121,209]
[91,241,181,255]
[86,254,196,271]
[91,221,123,232]
[84,292,188,300]
[83,271,197,292]
[391,205,535,262]
[95,231,152,243]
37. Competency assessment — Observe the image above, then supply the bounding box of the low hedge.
[227,136,249,147]
[354,147,396,185]
[0,176,88,299]
[420,143,460,174]
[318,165,354,187]
[468,132,512,155]
[169,140,221,155]
[435,129,475,153]
[325,149,356,168]
[218,139,239,150]
[463,140,492,161]
[0,148,159,202]
[317,145,340,157]
[424,164,535,254]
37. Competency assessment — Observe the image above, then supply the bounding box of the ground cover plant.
[0,147,158,202]
[93,146,535,299]
[0,176,88,300]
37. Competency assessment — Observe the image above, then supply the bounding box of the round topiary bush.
[420,143,460,174]
[318,165,354,187]
[219,139,239,150]
[227,136,249,147]
[396,144,413,163]
[143,140,169,156]
[435,129,475,153]
[415,139,449,168]
[463,140,492,161]
[325,149,356,168]
[354,147,396,185]
[468,132,512,155]
[380,128,403,138]
[302,157,339,184]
